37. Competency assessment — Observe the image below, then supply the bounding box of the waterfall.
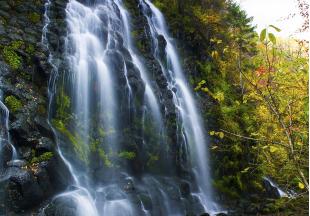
[43,0,220,215]
[0,90,18,180]
[140,0,219,212]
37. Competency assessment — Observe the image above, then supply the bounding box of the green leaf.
[260,28,267,42]
[241,167,250,173]
[269,25,281,32]
[268,33,276,44]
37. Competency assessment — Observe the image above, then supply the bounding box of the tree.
[240,26,309,192]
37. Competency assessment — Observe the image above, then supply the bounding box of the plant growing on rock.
[5,95,22,112]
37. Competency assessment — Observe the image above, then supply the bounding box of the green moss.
[37,104,46,114]
[55,89,71,122]
[8,0,22,6]
[213,178,240,198]
[98,148,112,167]
[118,151,136,160]
[31,152,54,164]
[131,30,139,39]
[28,12,41,23]
[147,154,159,167]
[2,47,22,70]
[98,127,115,138]
[153,0,165,10]
[52,119,88,163]
[11,40,24,49]
[26,44,35,54]
[20,71,32,80]
[4,95,22,112]
[1,40,24,70]
[136,40,145,52]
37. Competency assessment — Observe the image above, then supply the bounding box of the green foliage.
[2,46,22,70]
[28,12,41,23]
[31,152,54,164]
[5,95,22,112]
[98,148,112,167]
[26,44,35,54]
[52,119,89,163]
[118,151,136,160]
[147,154,159,167]
[260,29,267,42]
[1,40,25,70]
[260,25,281,44]
[55,88,71,122]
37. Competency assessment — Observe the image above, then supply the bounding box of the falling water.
[43,0,220,215]
[140,0,219,212]
[263,177,295,198]
[0,91,18,171]
[115,0,166,147]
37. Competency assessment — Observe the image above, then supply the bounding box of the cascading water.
[140,0,219,212]
[0,90,18,180]
[0,89,19,215]
[43,0,221,215]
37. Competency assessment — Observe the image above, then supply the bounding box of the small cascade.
[0,90,18,180]
[263,177,297,198]
[0,90,18,215]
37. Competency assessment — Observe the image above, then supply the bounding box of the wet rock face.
[0,0,70,214]
[1,0,209,214]
[262,178,281,199]
[123,0,184,175]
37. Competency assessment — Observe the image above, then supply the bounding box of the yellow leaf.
[218,132,224,139]
[214,91,225,102]
[298,182,305,189]
[211,51,218,59]
[209,131,215,136]
[269,146,278,153]
[201,87,209,93]
[211,145,218,150]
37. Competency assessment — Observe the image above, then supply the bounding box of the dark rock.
[215,213,228,216]
[5,169,44,211]
[19,146,32,159]
[1,143,13,167]
[35,137,54,154]
[262,177,281,199]
[45,154,73,192]
[180,181,191,197]
[123,178,135,193]
[138,193,153,210]
[44,195,78,216]
[157,34,167,56]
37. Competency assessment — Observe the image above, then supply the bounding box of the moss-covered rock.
[30,151,54,164]
[27,12,41,23]
[4,95,22,112]
[2,46,22,70]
